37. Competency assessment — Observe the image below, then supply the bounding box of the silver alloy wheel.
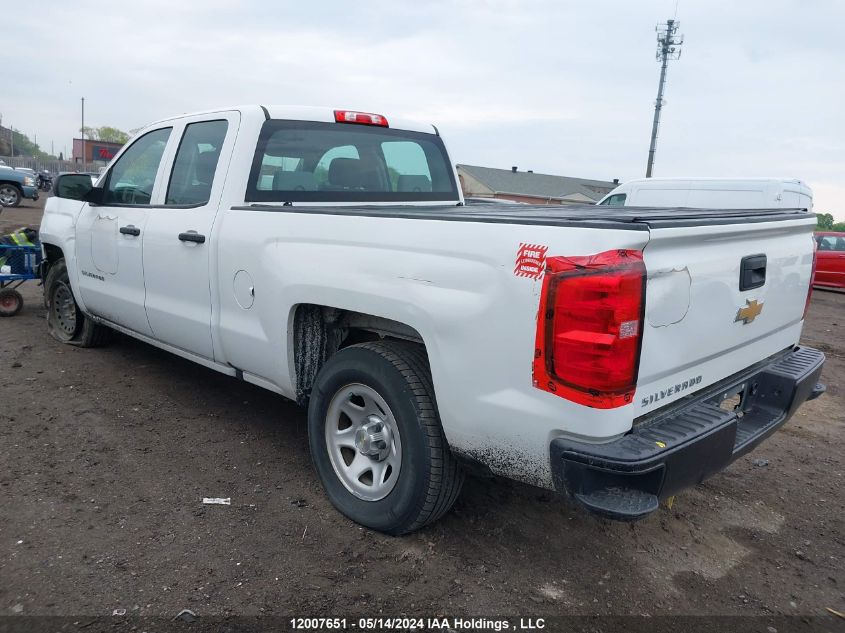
[325,383,402,501]
[52,281,77,336]
[0,185,19,206]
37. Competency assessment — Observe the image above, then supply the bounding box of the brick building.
[72,138,124,164]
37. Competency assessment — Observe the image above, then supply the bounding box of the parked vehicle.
[37,170,53,192]
[597,178,813,210]
[40,106,825,534]
[813,232,845,289]
[0,167,39,208]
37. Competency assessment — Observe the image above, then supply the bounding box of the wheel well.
[0,180,23,191]
[40,244,64,281]
[292,304,426,405]
[43,243,64,263]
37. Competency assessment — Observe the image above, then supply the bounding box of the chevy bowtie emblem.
[735,299,764,324]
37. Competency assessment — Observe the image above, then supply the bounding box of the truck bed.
[233,203,812,230]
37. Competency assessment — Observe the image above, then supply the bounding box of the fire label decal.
[514,243,548,279]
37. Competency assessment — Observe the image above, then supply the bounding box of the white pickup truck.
[40,105,826,534]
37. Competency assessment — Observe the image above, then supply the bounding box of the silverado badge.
[735,299,764,324]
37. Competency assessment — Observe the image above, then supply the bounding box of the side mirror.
[54,174,94,201]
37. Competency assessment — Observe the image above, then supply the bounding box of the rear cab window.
[246,120,459,203]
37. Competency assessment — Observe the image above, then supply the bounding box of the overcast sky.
[6,0,844,218]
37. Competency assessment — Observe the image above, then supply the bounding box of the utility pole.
[81,97,85,166]
[645,19,683,178]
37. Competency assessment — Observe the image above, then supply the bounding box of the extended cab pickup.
[40,105,826,534]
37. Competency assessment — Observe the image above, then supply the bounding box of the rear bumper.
[550,346,826,521]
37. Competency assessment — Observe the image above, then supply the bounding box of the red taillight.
[334,110,389,127]
[533,249,646,409]
[804,236,818,319]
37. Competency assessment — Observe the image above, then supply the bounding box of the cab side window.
[600,193,627,206]
[817,236,832,250]
[817,236,845,252]
[166,120,229,205]
[102,128,172,205]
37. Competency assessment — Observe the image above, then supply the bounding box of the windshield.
[246,120,459,203]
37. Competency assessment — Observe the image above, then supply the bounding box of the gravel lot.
[1,197,843,619]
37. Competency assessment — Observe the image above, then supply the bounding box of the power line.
[646,19,684,178]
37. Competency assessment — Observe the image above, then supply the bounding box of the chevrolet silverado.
[39,105,825,534]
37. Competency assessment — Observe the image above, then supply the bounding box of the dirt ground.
[1,197,843,620]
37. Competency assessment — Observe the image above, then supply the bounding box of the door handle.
[120,225,141,236]
[178,231,206,244]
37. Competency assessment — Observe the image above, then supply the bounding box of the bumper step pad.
[551,346,826,521]
[574,488,659,522]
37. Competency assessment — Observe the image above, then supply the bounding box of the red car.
[814,231,845,289]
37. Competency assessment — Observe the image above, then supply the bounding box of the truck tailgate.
[635,215,816,415]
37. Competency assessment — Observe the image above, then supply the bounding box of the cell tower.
[645,19,683,178]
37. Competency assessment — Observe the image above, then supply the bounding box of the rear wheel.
[45,259,110,347]
[0,289,23,317]
[308,341,464,535]
[0,184,21,208]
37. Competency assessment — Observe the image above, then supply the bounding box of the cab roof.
[149,105,437,136]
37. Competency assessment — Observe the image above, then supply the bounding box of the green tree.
[80,126,130,144]
[9,129,53,159]
[816,213,834,230]
[95,126,130,144]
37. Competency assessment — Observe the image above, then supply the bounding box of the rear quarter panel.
[213,208,650,487]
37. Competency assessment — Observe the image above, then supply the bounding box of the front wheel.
[44,258,110,347]
[0,184,21,208]
[308,341,464,535]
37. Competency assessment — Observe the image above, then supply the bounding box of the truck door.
[142,114,239,360]
[815,234,845,287]
[74,127,173,335]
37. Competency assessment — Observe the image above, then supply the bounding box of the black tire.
[45,258,111,347]
[0,289,23,317]
[308,341,464,535]
[0,184,22,208]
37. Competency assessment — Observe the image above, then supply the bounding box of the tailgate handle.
[740,254,767,291]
